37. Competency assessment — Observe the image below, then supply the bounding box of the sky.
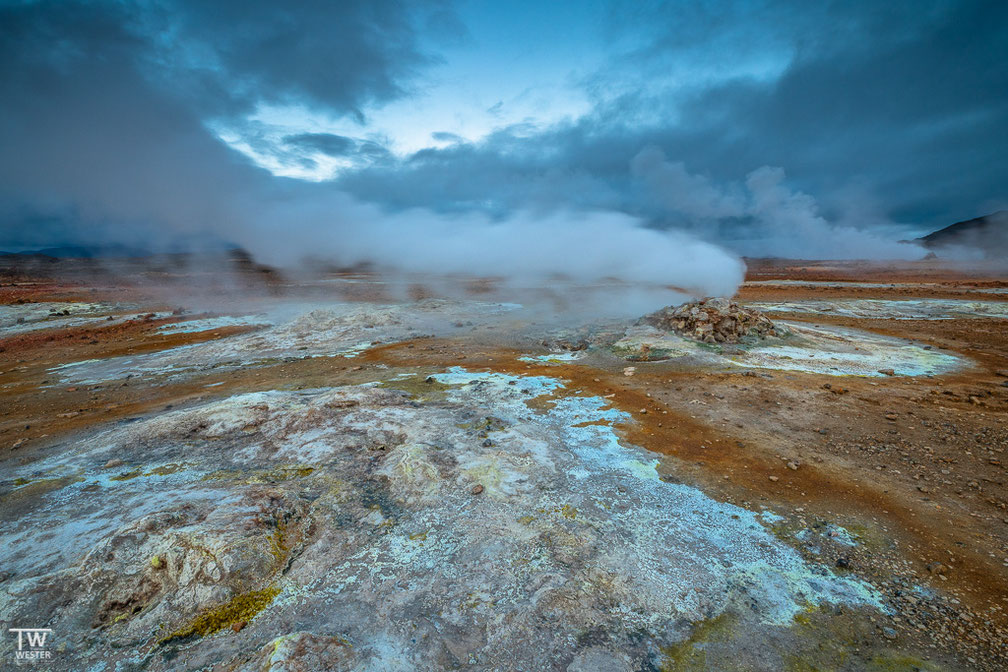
[0,0,1005,268]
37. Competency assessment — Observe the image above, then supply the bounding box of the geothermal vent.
[641,297,779,344]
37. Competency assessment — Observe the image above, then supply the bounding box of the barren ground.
[1,257,1006,671]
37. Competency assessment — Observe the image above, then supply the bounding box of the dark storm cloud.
[649,0,1008,227]
[0,0,448,248]
[281,133,393,165]
[284,134,356,157]
[338,0,1008,244]
[136,0,450,117]
[0,0,1004,263]
[0,0,746,300]
[431,131,465,143]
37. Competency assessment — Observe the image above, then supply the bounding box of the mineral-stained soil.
[0,257,1006,671]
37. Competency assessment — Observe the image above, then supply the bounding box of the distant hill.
[918,211,1008,256]
[0,244,152,258]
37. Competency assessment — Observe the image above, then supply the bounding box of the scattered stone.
[471,484,484,495]
[481,438,493,447]
[641,297,779,344]
[926,561,949,576]
[622,366,636,377]
[768,475,780,482]
[103,458,124,469]
[836,556,850,569]
[231,620,246,633]
[878,368,896,376]
[786,461,799,471]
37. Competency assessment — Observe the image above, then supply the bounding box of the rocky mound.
[641,297,779,344]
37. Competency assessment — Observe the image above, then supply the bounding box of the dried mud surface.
[1,258,1006,671]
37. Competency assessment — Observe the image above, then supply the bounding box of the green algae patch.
[457,415,509,433]
[766,518,805,544]
[269,522,292,571]
[1,476,83,504]
[202,464,315,484]
[110,467,143,481]
[157,585,280,646]
[619,345,683,362]
[378,375,454,402]
[792,607,816,628]
[781,605,921,672]
[660,612,737,672]
[540,504,578,520]
[840,521,891,554]
[146,463,184,477]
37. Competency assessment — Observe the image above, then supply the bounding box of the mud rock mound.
[641,297,778,344]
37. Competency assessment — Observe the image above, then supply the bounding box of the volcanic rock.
[918,210,1008,258]
[640,297,779,344]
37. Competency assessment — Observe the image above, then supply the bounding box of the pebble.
[471,484,484,495]
[768,475,779,482]
[926,561,949,576]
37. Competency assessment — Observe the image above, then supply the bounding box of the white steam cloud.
[632,147,926,260]
[230,194,744,296]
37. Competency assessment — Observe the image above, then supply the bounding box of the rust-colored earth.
[2,256,1007,668]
